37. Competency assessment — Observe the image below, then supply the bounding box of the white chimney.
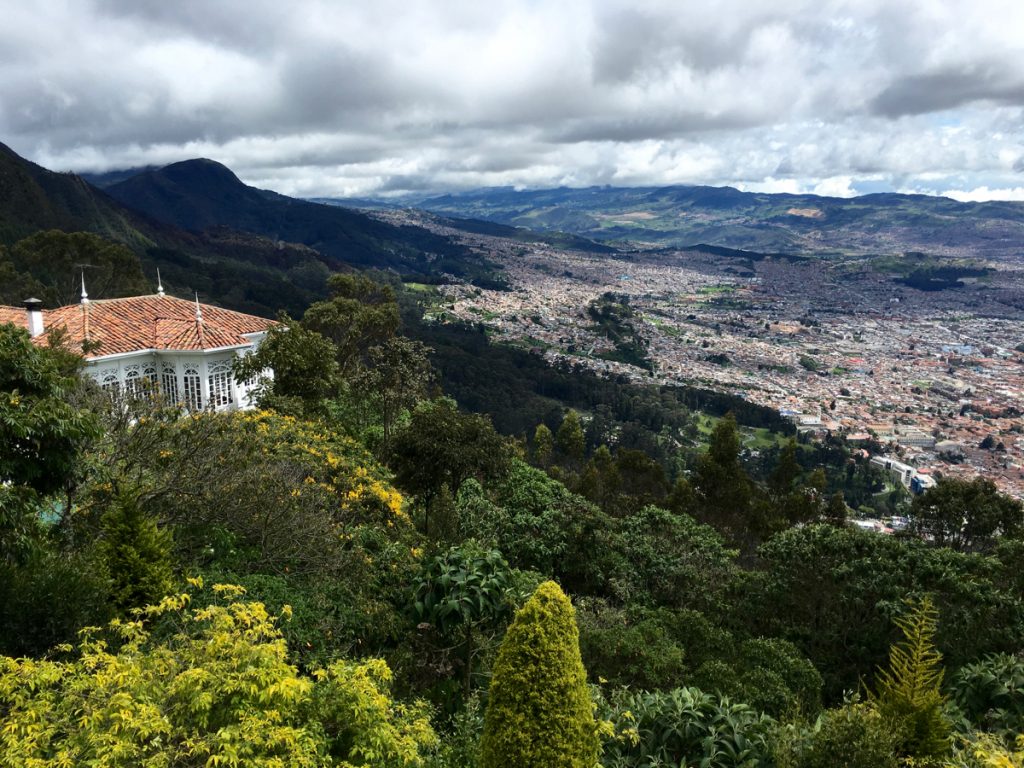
[23,298,44,338]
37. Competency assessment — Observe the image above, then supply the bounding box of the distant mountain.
[106,160,495,281]
[405,185,1024,262]
[0,142,156,247]
[0,144,411,316]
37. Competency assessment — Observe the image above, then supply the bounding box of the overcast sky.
[3,0,1024,200]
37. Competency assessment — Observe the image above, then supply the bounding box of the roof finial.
[80,270,90,304]
[194,292,203,324]
[156,268,165,297]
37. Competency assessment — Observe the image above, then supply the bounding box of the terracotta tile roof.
[0,295,275,358]
[0,306,28,329]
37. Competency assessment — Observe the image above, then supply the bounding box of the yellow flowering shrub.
[233,411,407,522]
[0,581,436,767]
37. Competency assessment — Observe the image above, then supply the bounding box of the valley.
[377,208,1024,499]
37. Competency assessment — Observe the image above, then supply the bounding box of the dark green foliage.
[413,544,512,638]
[576,600,688,690]
[949,653,1024,745]
[532,423,554,466]
[413,543,513,693]
[741,524,1024,701]
[0,325,100,562]
[693,413,762,547]
[352,336,434,447]
[612,505,736,610]
[7,230,149,306]
[586,293,652,370]
[556,408,586,460]
[456,461,616,594]
[779,703,899,768]
[96,489,174,613]
[599,686,776,768]
[0,549,112,657]
[390,398,513,519]
[232,316,341,413]
[0,324,99,496]
[693,638,823,719]
[404,310,794,447]
[909,477,1024,552]
[479,581,599,768]
[868,598,952,763]
[303,272,401,375]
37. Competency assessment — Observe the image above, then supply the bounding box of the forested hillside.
[3,271,1024,767]
[0,145,501,316]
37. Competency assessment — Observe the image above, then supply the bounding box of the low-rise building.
[1,290,275,411]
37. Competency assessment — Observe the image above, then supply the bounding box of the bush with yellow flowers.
[0,581,436,767]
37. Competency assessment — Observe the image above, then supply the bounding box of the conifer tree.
[869,596,952,764]
[97,489,174,613]
[479,580,599,768]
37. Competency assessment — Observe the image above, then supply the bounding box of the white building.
[1,289,275,411]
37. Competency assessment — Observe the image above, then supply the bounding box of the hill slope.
[106,160,495,281]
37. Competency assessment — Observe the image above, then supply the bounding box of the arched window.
[99,367,120,395]
[161,361,179,404]
[207,359,234,409]
[182,363,202,411]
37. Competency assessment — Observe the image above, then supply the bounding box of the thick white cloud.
[1,0,1022,198]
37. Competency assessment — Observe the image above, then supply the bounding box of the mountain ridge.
[321,183,1024,261]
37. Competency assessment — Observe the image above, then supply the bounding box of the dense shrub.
[0,583,437,766]
[599,686,775,768]
[950,653,1024,744]
[775,703,898,768]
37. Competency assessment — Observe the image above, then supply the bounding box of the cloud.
[0,0,1022,198]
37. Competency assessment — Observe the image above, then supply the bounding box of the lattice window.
[160,361,179,404]
[182,363,202,411]
[99,367,120,395]
[123,364,145,399]
[207,359,234,409]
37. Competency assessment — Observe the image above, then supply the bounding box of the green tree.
[783,702,898,768]
[741,524,1024,701]
[412,543,513,695]
[96,488,174,613]
[556,409,586,461]
[9,229,149,306]
[458,460,615,594]
[232,316,341,414]
[693,413,758,547]
[353,336,434,448]
[479,581,599,768]
[0,254,46,304]
[390,398,512,534]
[302,272,400,374]
[868,597,952,764]
[532,423,554,467]
[909,477,1024,552]
[0,324,100,561]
